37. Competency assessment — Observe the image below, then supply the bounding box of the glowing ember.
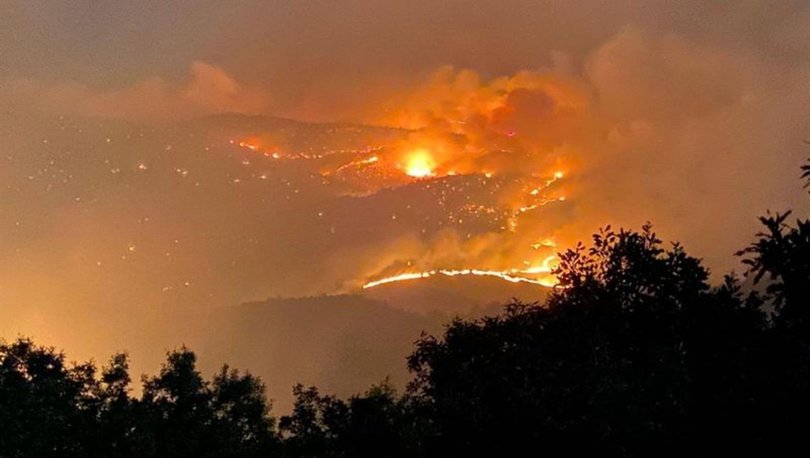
[403,149,436,178]
[238,141,258,151]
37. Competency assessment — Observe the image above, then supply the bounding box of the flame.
[335,155,379,173]
[238,139,260,151]
[232,67,585,295]
[516,255,558,275]
[362,267,558,289]
[235,132,569,290]
[403,149,436,178]
[362,254,560,290]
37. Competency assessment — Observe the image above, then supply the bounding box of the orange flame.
[362,267,559,289]
[403,149,436,178]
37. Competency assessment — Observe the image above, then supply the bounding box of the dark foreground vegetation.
[2,161,810,457]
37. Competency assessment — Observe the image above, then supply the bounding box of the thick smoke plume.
[339,26,810,287]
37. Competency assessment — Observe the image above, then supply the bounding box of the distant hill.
[361,274,550,316]
[189,278,548,411]
[95,280,539,413]
[187,294,447,412]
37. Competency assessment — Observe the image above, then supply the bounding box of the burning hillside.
[232,68,587,289]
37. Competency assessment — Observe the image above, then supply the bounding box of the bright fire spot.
[403,149,436,178]
[238,141,258,151]
[532,239,557,250]
[362,255,561,290]
[362,268,558,289]
[516,255,558,275]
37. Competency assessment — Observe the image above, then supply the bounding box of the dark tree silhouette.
[737,212,810,331]
[0,339,99,457]
[0,342,278,457]
[279,380,420,458]
[94,352,144,456]
[406,225,772,456]
[209,365,277,456]
[141,348,215,457]
[139,348,276,458]
[733,159,810,449]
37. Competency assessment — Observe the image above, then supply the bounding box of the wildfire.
[362,255,560,289]
[234,134,570,292]
[233,82,575,295]
[517,255,558,275]
[403,149,436,178]
[362,267,559,289]
[334,155,379,173]
[238,141,258,151]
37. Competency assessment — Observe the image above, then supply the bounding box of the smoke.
[325,25,809,285]
[0,61,269,120]
[1,19,807,292]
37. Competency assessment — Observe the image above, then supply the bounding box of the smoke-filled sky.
[2,0,810,408]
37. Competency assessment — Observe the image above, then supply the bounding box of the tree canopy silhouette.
[0,343,275,458]
[406,225,770,456]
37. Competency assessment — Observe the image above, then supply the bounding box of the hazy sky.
[2,0,810,409]
[4,1,808,116]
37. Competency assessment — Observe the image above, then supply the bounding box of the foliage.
[0,343,275,458]
[278,380,422,458]
[737,211,810,331]
[407,226,770,456]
